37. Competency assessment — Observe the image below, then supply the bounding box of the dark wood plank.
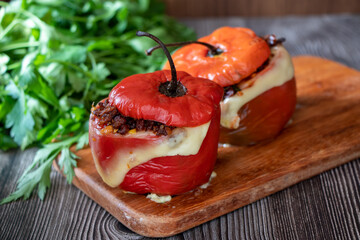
[1,150,359,239]
[1,15,360,240]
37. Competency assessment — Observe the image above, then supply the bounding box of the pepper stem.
[136,31,186,97]
[263,34,286,47]
[146,41,223,57]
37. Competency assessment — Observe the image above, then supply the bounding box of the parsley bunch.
[0,0,195,203]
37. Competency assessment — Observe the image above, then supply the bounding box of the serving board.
[54,56,360,237]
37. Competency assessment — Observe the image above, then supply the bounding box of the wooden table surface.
[1,15,360,240]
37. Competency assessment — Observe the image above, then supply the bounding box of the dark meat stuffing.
[223,85,241,100]
[223,58,270,100]
[223,33,284,100]
[91,99,175,136]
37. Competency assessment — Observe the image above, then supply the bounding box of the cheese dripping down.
[220,45,294,129]
[91,121,211,187]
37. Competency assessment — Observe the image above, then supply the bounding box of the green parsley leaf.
[0,153,54,203]
[58,147,78,184]
[76,132,89,151]
[50,45,87,64]
[5,90,35,147]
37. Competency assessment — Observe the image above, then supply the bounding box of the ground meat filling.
[223,36,285,100]
[223,58,270,100]
[91,99,175,136]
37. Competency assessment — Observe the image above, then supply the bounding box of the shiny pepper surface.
[164,27,270,87]
[109,70,223,127]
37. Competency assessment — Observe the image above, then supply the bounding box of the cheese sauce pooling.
[91,121,211,187]
[220,45,294,129]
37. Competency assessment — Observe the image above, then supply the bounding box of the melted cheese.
[93,121,211,187]
[199,171,217,189]
[220,46,294,129]
[146,193,172,203]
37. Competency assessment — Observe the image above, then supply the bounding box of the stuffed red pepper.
[161,27,296,145]
[89,32,223,196]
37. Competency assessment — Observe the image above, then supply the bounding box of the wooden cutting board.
[54,56,360,237]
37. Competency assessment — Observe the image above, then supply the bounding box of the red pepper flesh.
[121,108,220,195]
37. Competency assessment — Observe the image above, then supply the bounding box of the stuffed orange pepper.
[159,27,296,145]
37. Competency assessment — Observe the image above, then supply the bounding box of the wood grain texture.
[1,15,360,240]
[51,56,360,237]
[164,0,360,17]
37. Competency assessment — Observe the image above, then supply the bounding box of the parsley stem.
[88,52,97,70]
[0,42,41,52]
[7,61,22,70]
[0,19,21,39]
[82,52,97,102]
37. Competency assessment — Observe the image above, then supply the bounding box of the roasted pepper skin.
[89,70,223,195]
[109,70,223,127]
[164,27,270,87]
[119,107,220,195]
[89,117,159,170]
[219,78,296,145]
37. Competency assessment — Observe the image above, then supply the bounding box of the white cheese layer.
[220,45,294,129]
[93,121,211,187]
[200,171,217,189]
[146,193,172,203]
